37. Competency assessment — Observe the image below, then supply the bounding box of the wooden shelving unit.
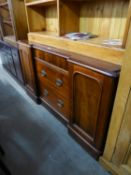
[0,0,28,44]
[0,0,15,42]
[25,0,131,64]
[25,0,58,35]
[0,1,8,7]
[26,0,56,7]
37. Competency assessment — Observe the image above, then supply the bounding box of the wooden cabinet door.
[18,42,37,98]
[7,53,16,76]
[11,47,24,83]
[69,63,118,159]
[0,51,9,70]
[0,42,16,76]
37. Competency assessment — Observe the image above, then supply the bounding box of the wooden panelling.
[11,0,28,40]
[80,0,129,40]
[0,41,24,84]
[112,88,131,165]
[18,41,36,94]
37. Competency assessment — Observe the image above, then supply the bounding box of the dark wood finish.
[0,41,24,84]
[7,53,16,76]
[33,47,69,71]
[35,57,69,98]
[18,41,40,103]
[68,63,119,159]
[31,45,120,159]
[0,41,16,75]
[11,47,23,83]
[33,44,121,77]
[39,81,70,121]
[0,0,28,42]
[33,48,70,121]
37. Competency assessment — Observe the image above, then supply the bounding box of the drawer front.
[34,49,69,71]
[39,81,70,120]
[35,58,69,98]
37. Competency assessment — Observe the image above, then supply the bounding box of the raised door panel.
[69,63,117,159]
[18,43,35,94]
[73,72,102,141]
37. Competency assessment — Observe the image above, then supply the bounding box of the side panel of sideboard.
[18,41,39,103]
[68,63,119,159]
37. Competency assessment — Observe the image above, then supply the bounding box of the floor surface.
[0,63,110,175]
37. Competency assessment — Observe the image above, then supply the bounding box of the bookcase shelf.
[0,0,28,43]
[60,0,131,48]
[24,0,131,64]
[0,0,15,40]
[25,0,56,7]
[26,2,58,35]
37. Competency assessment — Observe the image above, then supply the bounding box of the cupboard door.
[18,42,37,98]
[73,72,103,142]
[11,47,24,83]
[7,54,16,76]
[0,43,14,73]
[0,51,9,70]
[69,63,118,159]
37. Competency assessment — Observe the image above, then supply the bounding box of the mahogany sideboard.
[18,41,120,159]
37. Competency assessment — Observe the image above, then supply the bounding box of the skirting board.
[100,157,131,175]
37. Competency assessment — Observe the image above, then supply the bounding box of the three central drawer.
[34,49,70,121]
